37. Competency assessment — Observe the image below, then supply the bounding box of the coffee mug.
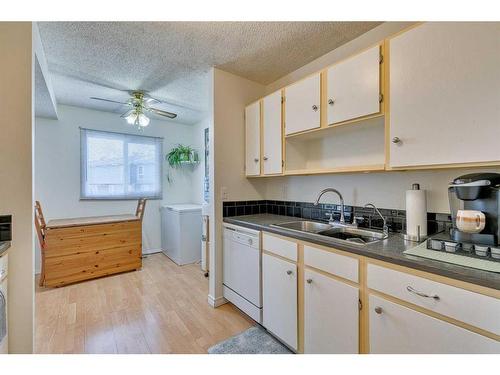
[456,210,486,233]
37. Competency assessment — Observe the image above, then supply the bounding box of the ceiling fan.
[90,91,177,128]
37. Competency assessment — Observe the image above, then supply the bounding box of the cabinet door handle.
[306,278,313,284]
[254,158,259,163]
[328,98,335,106]
[392,137,401,144]
[406,285,440,300]
[286,270,293,275]
[374,306,383,314]
[263,156,268,161]
[312,105,318,112]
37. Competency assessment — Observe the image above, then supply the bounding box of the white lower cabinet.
[304,269,359,353]
[369,295,500,354]
[262,253,297,351]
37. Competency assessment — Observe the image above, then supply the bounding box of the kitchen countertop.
[223,214,500,291]
[0,241,11,257]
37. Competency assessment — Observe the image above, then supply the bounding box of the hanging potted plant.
[167,144,199,167]
[166,144,199,182]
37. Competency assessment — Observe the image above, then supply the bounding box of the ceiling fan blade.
[90,97,130,106]
[120,109,135,118]
[146,107,177,119]
[145,95,165,104]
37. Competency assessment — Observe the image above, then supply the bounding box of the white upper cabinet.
[262,91,283,175]
[389,22,500,168]
[245,101,260,176]
[327,45,381,125]
[304,269,359,354]
[284,73,321,135]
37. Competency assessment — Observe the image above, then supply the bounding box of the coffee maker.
[448,173,500,246]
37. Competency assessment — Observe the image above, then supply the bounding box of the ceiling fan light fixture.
[92,90,176,127]
[138,113,150,127]
[125,112,137,125]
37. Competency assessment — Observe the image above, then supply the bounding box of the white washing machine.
[0,252,8,354]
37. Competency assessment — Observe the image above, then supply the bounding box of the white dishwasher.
[223,224,262,323]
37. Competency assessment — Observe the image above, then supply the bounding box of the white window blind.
[81,128,163,200]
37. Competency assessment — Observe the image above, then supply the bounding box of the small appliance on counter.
[404,173,500,272]
[448,173,500,247]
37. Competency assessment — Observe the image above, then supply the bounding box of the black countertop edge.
[0,241,11,257]
[223,214,500,291]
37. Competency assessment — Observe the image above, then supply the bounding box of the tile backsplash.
[222,200,451,235]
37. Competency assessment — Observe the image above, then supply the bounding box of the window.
[80,128,163,200]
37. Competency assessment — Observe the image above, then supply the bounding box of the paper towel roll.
[406,185,427,238]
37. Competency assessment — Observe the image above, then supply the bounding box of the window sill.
[79,196,162,201]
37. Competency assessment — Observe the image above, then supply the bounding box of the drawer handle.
[406,285,440,300]
[286,270,293,275]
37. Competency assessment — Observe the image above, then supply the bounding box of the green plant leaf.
[165,144,199,183]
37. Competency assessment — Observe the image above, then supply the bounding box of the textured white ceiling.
[37,22,381,124]
[35,58,58,119]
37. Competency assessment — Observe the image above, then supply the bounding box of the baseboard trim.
[208,294,227,308]
[143,248,162,255]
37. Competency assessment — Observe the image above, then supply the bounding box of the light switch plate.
[221,186,228,201]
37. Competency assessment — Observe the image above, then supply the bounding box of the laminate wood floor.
[35,253,254,353]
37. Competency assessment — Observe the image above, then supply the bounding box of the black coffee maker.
[448,173,500,246]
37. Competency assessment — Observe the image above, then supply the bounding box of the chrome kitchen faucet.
[313,188,347,225]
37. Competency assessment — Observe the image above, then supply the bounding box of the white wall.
[265,168,500,213]
[0,22,34,354]
[209,68,266,305]
[263,21,500,213]
[35,104,203,272]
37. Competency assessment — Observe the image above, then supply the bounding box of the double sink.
[270,220,388,245]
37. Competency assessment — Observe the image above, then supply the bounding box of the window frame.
[80,127,163,201]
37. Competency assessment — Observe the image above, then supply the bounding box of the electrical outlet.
[220,186,228,201]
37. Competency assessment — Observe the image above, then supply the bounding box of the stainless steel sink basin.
[316,226,387,245]
[271,220,332,233]
[271,220,388,245]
